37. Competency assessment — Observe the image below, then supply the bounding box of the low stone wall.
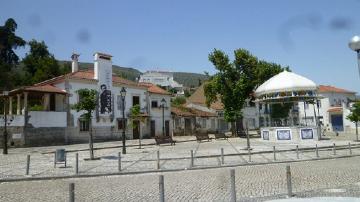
[0,126,25,148]
[24,127,66,147]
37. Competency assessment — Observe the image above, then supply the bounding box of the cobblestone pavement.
[1,157,360,201]
[1,135,360,179]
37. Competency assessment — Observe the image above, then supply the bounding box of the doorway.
[133,120,140,139]
[150,120,156,137]
[165,120,170,136]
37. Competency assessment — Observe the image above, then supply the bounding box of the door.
[331,114,344,131]
[165,120,170,136]
[150,120,156,137]
[50,94,56,111]
[185,118,192,135]
[133,120,140,139]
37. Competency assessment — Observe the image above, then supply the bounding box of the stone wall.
[24,127,66,147]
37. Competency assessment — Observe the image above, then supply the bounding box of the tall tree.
[22,40,63,84]
[72,89,98,160]
[204,48,286,134]
[347,101,360,142]
[0,18,26,90]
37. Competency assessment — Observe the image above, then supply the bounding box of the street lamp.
[348,35,360,78]
[120,87,127,154]
[2,91,9,154]
[160,98,167,136]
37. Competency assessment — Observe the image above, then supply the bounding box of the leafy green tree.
[22,40,65,84]
[171,96,186,107]
[204,49,286,134]
[72,89,98,160]
[347,101,360,142]
[0,18,26,90]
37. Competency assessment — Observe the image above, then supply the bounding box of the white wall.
[148,93,172,136]
[28,111,67,127]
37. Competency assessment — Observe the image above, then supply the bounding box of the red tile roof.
[139,82,171,95]
[318,85,355,94]
[10,85,66,94]
[35,69,140,87]
[187,83,224,110]
[171,106,216,117]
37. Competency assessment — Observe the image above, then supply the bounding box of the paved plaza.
[1,134,360,201]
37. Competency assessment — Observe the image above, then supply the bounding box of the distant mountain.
[59,61,209,88]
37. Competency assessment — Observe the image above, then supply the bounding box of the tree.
[204,48,286,135]
[347,101,360,142]
[22,40,65,84]
[72,89,98,160]
[0,18,26,90]
[171,96,186,107]
[128,104,146,148]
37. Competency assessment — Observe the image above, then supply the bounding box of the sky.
[1,0,360,92]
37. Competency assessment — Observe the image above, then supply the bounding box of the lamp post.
[2,91,9,154]
[349,35,360,79]
[120,87,127,154]
[161,98,167,136]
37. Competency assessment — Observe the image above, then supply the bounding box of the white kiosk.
[255,71,322,142]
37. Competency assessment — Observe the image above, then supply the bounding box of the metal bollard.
[159,175,165,202]
[248,148,252,162]
[157,150,160,170]
[118,152,121,172]
[273,146,276,161]
[333,143,336,155]
[230,169,236,202]
[221,148,224,165]
[190,150,194,168]
[69,183,75,202]
[286,165,292,198]
[349,142,352,155]
[75,153,79,174]
[26,155,30,175]
[315,144,319,158]
[296,145,299,159]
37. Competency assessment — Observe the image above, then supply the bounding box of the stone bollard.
[333,143,336,155]
[248,148,252,162]
[190,150,194,168]
[221,148,224,165]
[157,150,160,170]
[26,155,30,175]
[273,146,276,161]
[296,145,299,159]
[349,142,352,155]
[315,144,319,158]
[69,183,75,202]
[286,165,293,198]
[159,175,165,202]
[75,153,79,174]
[118,152,121,172]
[230,169,236,202]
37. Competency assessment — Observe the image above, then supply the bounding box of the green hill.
[59,61,208,88]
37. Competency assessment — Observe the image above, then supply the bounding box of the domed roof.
[255,71,317,96]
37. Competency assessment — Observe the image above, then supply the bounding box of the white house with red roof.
[298,85,357,133]
[1,52,172,147]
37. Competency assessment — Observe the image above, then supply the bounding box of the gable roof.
[171,106,217,117]
[9,85,66,95]
[138,82,171,95]
[318,85,356,94]
[187,83,224,110]
[35,69,141,88]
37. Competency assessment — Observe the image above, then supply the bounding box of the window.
[151,100,158,108]
[133,96,140,106]
[211,119,216,129]
[200,118,206,128]
[79,119,89,132]
[118,118,127,130]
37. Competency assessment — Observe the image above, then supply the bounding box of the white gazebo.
[255,71,322,142]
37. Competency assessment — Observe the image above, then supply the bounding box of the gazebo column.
[43,93,50,111]
[9,96,13,115]
[23,92,28,113]
[17,94,21,115]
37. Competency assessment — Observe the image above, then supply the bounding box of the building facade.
[139,71,184,96]
[0,52,172,147]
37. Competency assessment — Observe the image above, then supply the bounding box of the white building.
[1,52,172,147]
[139,71,184,96]
[298,85,357,133]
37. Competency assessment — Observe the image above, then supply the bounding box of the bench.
[155,136,176,145]
[215,133,229,140]
[195,133,211,142]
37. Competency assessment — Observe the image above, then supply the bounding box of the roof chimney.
[71,53,80,72]
[94,52,112,80]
